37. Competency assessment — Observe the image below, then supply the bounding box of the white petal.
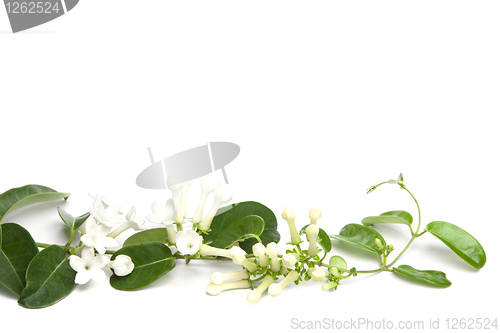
[89,268,106,282]
[69,255,85,272]
[93,254,110,269]
[100,237,119,249]
[75,271,91,284]
[81,234,94,248]
[81,246,95,261]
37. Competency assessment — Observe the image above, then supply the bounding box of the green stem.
[66,228,75,247]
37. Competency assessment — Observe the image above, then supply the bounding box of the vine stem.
[386,183,422,269]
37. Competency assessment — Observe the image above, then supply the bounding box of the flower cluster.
[203,206,348,303]
[69,195,138,284]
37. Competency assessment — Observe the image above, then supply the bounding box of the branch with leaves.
[0,174,487,308]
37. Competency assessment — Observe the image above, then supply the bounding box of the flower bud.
[108,255,134,276]
[309,208,322,225]
[200,244,238,258]
[322,280,338,291]
[266,242,280,272]
[268,270,299,297]
[375,238,384,250]
[307,267,326,282]
[206,279,251,296]
[282,207,301,245]
[305,224,319,256]
[282,253,298,269]
[252,243,268,267]
[329,267,341,278]
[210,269,249,285]
[166,224,177,244]
[246,275,275,304]
[231,248,257,272]
[180,181,192,218]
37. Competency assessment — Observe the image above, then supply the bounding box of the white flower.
[198,184,233,231]
[69,246,110,284]
[192,173,220,223]
[146,199,177,225]
[167,174,185,223]
[231,247,257,272]
[108,255,134,276]
[81,218,119,254]
[282,253,298,269]
[246,275,275,304]
[306,224,320,256]
[175,229,203,255]
[107,206,146,239]
[266,242,280,272]
[90,199,125,228]
[180,181,192,218]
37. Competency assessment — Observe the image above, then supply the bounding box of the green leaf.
[329,255,347,270]
[0,185,70,222]
[57,207,90,230]
[203,201,280,253]
[0,223,39,295]
[18,245,76,308]
[425,221,486,269]
[393,264,451,287]
[123,228,169,248]
[299,224,332,253]
[362,210,413,228]
[209,215,265,249]
[330,223,386,254]
[110,242,176,291]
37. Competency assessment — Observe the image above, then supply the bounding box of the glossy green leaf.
[203,201,280,253]
[110,242,175,291]
[329,255,347,270]
[425,221,486,269]
[18,245,76,308]
[393,265,451,287]
[330,223,386,254]
[123,228,169,247]
[0,223,39,295]
[57,207,90,230]
[299,224,332,253]
[210,215,265,249]
[362,210,413,228]
[0,185,70,222]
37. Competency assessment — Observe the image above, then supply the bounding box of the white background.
[1,1,499,332]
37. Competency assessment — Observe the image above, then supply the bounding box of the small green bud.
[375,238,384,250]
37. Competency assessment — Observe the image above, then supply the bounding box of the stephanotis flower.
[81,218,119,254]
[69,246,110,284]
[108,255,134,276]
[90,199,125,228]
[175,230,203,255]
[146,199,177,225]
[107,206,145,238]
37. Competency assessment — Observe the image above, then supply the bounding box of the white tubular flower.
[88,193,109,208]
[69,246,110,284]
[175,230,203,255]
[81,218,118,255]
[210,269,249,285]
[167,175,184,223]
[307,267,326,282]
[268,270,299,297]
[282,207,301,245]
[206,279,251,296]
[180,181,192,218]
[266,242,280,272]
[107,206,145,239]
[166,224,177,244]
[246,275,275,304]
[146,199,178,225]
[252,243,268,267]
[90,199,125,228]
[306,224,320,256]
[192,174,219,223]
[231,248,257,272]
[282,253,298,269]
[199,244,238,258]
[309,208,322,225]
[108,255,134,276]
[198,184,233,231]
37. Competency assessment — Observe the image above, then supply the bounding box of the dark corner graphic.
[136,142,240,189]
[3,0,79,33]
